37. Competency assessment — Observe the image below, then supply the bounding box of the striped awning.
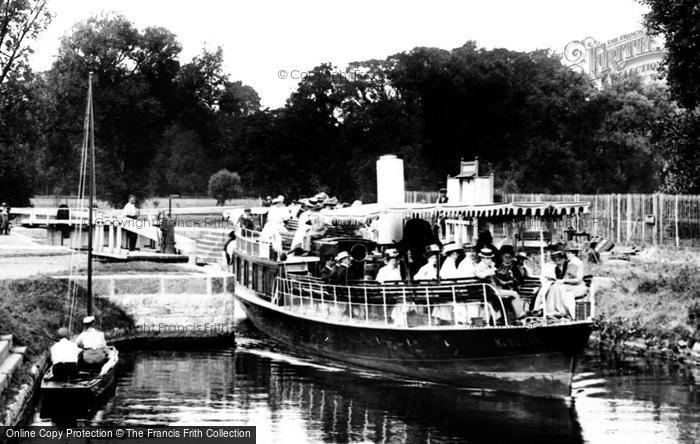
[314,201,590,225]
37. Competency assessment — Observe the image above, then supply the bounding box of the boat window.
[252,264,259,291]
[255,265,265,291]
[243,260,249,287]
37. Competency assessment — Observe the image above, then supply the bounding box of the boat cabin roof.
[311,201,590,225]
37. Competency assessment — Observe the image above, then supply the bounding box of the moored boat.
[41,72,119,403]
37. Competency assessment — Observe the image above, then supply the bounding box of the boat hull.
[237,290,593,398]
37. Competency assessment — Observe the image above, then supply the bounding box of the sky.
[30,0,650,108]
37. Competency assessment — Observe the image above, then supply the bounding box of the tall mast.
[86,72,95,316]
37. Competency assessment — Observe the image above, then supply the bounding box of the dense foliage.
[642,0,700,109]
[1,12,699,205]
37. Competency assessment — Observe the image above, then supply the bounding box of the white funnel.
[376,154,405,205]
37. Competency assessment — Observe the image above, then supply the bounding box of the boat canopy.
[313,201,590,225]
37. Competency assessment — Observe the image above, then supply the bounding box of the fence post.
[659,194,665,247]
[616,194,621,245]
[675,194,680,248]
[626,194,632,245]
[641,195,646,246]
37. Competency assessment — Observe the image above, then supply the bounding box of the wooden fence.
[504,193,700,248]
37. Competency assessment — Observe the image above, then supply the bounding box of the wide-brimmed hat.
[425,244,441,258]
[442,243,462,255]
[462,243,477,251]
[335,251,352,261]
[82,315,95,324]
[516,252,528,260]
[478,248,494,259]
[550,250,565,259]
[499,244,515,256]
[384,248,400,259]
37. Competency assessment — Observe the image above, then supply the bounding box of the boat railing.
[271,276,509,328]
[235,227,271,259]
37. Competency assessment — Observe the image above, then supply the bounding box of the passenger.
[319,254,336,283]
[532,248,586,319]
[236,208,256,233]
[475,230,501,266]
[330,251,352,285]
[375,249,403,283]
[260,196,288,257]
[456,244,477,278]
[439,243,461,279]
[495,245,524,290]
[49,327,80,381]
[475,248,525,321]
[435,188,449,204]
[76,316,108,369]
[515,252,531,278]
[413,245,440,280]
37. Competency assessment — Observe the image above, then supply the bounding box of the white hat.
[82,315,95,324]
[271,196,284,204]
[442,243,462,255]
[384,248,400,259]
[478,248,494,259]
[335,251,351,261]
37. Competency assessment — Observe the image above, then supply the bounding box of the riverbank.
[591,248,700,363]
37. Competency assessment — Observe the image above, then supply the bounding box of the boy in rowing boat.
[49,327,80,381]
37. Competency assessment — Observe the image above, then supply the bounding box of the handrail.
[273,275,507,328]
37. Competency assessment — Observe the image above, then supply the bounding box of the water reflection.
[34,321,699,444]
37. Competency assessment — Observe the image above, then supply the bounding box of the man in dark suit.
[330,251,352,285]
[319,254,336,283]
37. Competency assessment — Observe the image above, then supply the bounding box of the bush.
[207,169,242,206]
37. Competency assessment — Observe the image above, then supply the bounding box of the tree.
[653,109,700,193]
[0,0,51,85]
[42,14,183,204]
[208,169,241,205]
[642,0,700,109]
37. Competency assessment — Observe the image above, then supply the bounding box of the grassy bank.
[590,249,700,357]
[0,278,135,409]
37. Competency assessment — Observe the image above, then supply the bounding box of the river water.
[32,319,699,443]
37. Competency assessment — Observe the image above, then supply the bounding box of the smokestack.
[376,154,405,205]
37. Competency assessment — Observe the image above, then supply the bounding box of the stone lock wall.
[69,274,236,338]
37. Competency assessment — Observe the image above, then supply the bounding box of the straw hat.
[442,243,462,255]
[82,316,95,324]
[335,251,352,261]
[478,248,494,259]
[516,252,528,260]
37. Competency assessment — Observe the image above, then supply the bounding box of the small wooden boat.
[41,72,119,402]
[41,347,118,399]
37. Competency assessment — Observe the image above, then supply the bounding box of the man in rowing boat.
[76,316,108,369]
[49,327,81,381]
